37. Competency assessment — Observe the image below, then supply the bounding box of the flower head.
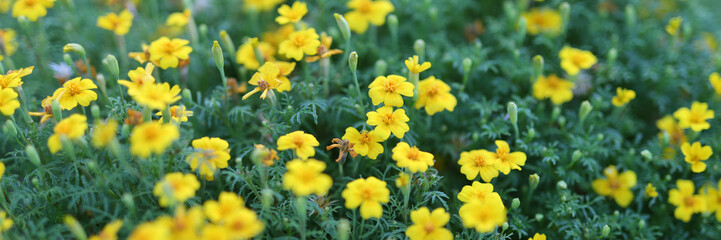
[710,72,721,95]
[277,130,320,159]
[532,74,574,105]
[149,37,193,69]
[271,61,295,92]
[0,66,33,89]
[222,206,265,239]
[368,75,414,107]
[702,180,721,222]
[392,142,434,173]
[0,211,12,232]
[279,28,320,61]
[127,221,170,240]
[242,62,284,100]
[91,120,118,148]
[48,114,87,154]
[405,207,453,240]
[97,9,133,36]
[459,194,506,233]
[669,179,706,222]
[119,64,156,96]
[282,158,333,196]
[130,122,179,158]
[522,8,562,36]
[128,44,151,64]
[344,0,394,33]
[0,88,20,116]
[592,165,637,207]
[0,29,19,61]
[666,16,682,36]
[366,106,410,139]
[458,149,499,182]
[156,105,193,123]
[203,192,245,223]
[611,87,636,107]
[252,144,279,166]
[152,172,200,207]
[235,40,275,70]
[275,1,307,24]
[458,181,502,203]
[88,220,123,240]
[342,127,384,159]
[656,115,687,146]
[305,33,343,62]
[529,233,547,240]
[28,96,55,123]
[559,46,597,76]
[12,0,54,21]
[405,55,431,74]
[341,176,390,219]
[645,183,658,198]
[131,83,181,110]
[395,172,410,188]
[415,76,456,115]
[681,142,712,173]
[673,101,714,132]
[52,77,98,110]
[155,206,204,240]
[186,137,231,181]
[492,140,526,175]
[244,0,283,11]
[166,9,191,27]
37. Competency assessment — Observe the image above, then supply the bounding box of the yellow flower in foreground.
[242,62,284,100]
[666,16,682,36]
[342,176,390,219]
[0,66,33,89]
[52,77,98,110]
[12,0,54,21]
[458,149,499,182]
[532,74,574,105]
[344,0,394,33]
[0,88,20,116]
[244,0,283,11]
[186,137,231,181]
[149,37,193,69]
[91,120,118,148]
[0,211,12,231]
[275,1,307,24]
[459,194,506,233]
[405,55,431,74]
[97,9,133,36]
[645,183,658,198]
[529,233,547,240]
[119,64,156,96]
[131,83,181,110]
[669,179,706,222]
[277,130,320,159]
[492,140,526,175]
[236,40,276,70]
[204,192,245,223]
[200,224,229,240]
[88,220,123,240]
[681,142,712,173]
[166,9,191,27]
[153,172,200,207]
[416,76,456,115]
[559,46,597,76]
[282,158,333,196]
[127,220,170,240]
[592,165,637,207]
[156,105,193,123]
[366,106,410,140]
[130,122,179,158]
[342,127,384,159]
[368,75,414,107]
[405,207,453,240]
[392,142,434,173]
[710,72,721,95]
[703,180,721,222]
[522,8,562,36]
[458,181,502,203]
[673,101,714,132]
[155,206,204,240]
[48,114,87,154]
[279,28,320,61]
[223,206,265,239]
[611,87,636,107]
[28,96,54,123]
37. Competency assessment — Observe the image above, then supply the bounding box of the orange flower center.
[690,110,705,124]
[496,149,508,162]
[473,155,487,167]
[143,127,161,142]
[424,221,435,233]
[546,77,559,89]
[425,84,439,97]
[293,135,305,148]
[292,34,307,47]
[608,178,621,190]
[359,132,371,144]
[360,187,373,200]
[66,81,82,95]
[231,219,245,230]
[358,0,373,13]
[383,80,399,93]
[173,219,187,230]
[163,42,177,56]
[382,112,395,125]
[571,55,587,66]
[684,196,696,207]
[475,191,487,200]
[407,147,420,161]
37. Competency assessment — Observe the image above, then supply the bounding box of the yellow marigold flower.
[242,62,284,100]
[244,0,283,11]
[344,0,394,33]
[0,29,19,60]
[592,165,637,207]
[305,32,343,62]
[235,40,275,70]
[405,55,431,74]
[166,9,191,27]
[710,72,721,95]
[701,32,718,52]
[492,140,526,175]
[279,28,320,61]
[522,8,562,36]
[277,130,320,159]
[88,220,123,240]
[529,233,547,240]
[0,88,20,116]
[222,207,265,239]
[153,172,200,207]
[415,76,457,115]
[47,114,87,154]
[366,106,410,140]
[457,181,502,203]
[52,77,98,110]
[611,87,636,107]
[681,142,712,173]
[127,220,170,240]
[200,224,229,240]
[275,1,307,25]
[368,75,414,107]
[28,96,54,123]
[155,206,204,240]
[673,101,714,132]
[0,66,33,89]
[130,122,179,158]
[392,142,434,173]
[283,158,333,196]
[12,0,54,21]
[703,180,721,222]
[271,61,295,92]
[119,63,156,95]
[252,144,280,166]
[532,74,574,105]
[395,172,410,188]
[405,207,453,240]
[0,0,9,13]
[262,25,295,48]
[186,137,231,181]
[156,105,193,123]
[458,195,506,233]
[669,179,706,222]
[656,115,686,146]
[148,37,193,69]
[458,149,499,182]
[645,183,658,198]
[666,16,682,36]
[131,83,181,110]
[341,127,384,159]
[97,9,133,36]
[128,44,151,64]
[0,210,12,232]
[204,192,245,223]
[342,176,390,219]
[91,120,118,148]
[559,46,597,76]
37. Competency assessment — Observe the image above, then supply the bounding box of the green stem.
[351,70,365,115]
[296,196,307,240]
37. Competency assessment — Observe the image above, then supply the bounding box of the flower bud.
[51,101,62,123]
[532,55,544,79]
[63,43,87,58]
[32,177,40,189]
[429,7,438,23]
[560,2,571,28]
[3,120,17,138]
[557,180,567,189]
[572,150,583,163]
[199,24,208,39]
[579,100,592,121]
[64,215,88,240]
[601,225,610,238]
[212,41,224,70]
[517,17,527,40]
[105,55,119,78]
[529,173,540,190]
[60,135,76,156]
[641,150,653,161]
[625,5,636,28]
[334,13,351,42]
[338,219,350,240]
[26,145,42,167]
[235,157,243,170]
[638,220,645,229]
[501,222,509,231]
[96,74,108,98]
[508,102,518,126]
[503,1,517,23]
[261,188,274,209]
[551,106,561,122]
[91,105,100,120]
[63,53,74,68]
[348,51,358,74]
[413,39,425,57]
[121,124,130,136]
[182,88,193,105]
[219,30,235,55]
[462,58,472,73]
[535,213,544,222]
[511,198,520,209]
[527,128,535,140]
[387,14,398,37]
[607,48,617,66]
[375,59,387,76]
[122,192,135,212]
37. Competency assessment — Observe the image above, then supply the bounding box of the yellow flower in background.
[458,194,506,233]
[119,63,156,95]
[223,207,265,239]
[709,72,721,95]
[275,1,307,25]
[366,106,410,139]
[279,28,320,61]
[155,206,204,240]
[204,192,245,223]
[0,88,20,116]
[342,127,384,159]
[52,77,98,110]
[701,32,718,52]
[457,181,502,203]
[166,9,191,27]
[458,149,499,182]
[395,172,410,188]
[127,220,170,240]
[0,66,34,89]
[0,0,10,13]
[669,179,706,222]
[666,16,682,36]
[236,40,276,70]
[12,0,54,21]
[91,120,118,148]
[681,142,712,173]
[0,29,19,61]
[28,96,54,123]
[405,207,453,240]
[492,140,526,175]
[342,176,390,219]
[242,62,284,100]
[97,9,133,36]
[645,183,658,198]
[559,46,597,76]
[156,105,193,123]
[415,76,457,115]
[131,83,181,110]
[47,114,87,154]
[186,137,231,181]
[148,37,193,69]
[656,115,687,146]
[153,172,200,207]
[277,130,319,159]
[611,87,636,107]
[305,32,343,62]
[392,142,434,173]
[532,74,574,105]
[282,158,333,196]
[271,61,295,92]
[592,165,637,207]
[130,122,179,158]
[529,233,547,240]
[0,162,4,180]
[703,180,721,222]
[405,55,431,74]
[344,0,394,33]
[244,0,283,11]
[252,144,280,166]
[0,211,13,232]
[522,8,562,36]
[88,220,123,240]
[368,75,414,107]
[262,25,295,48]
[673,101,714,132]
[128,44,151,64]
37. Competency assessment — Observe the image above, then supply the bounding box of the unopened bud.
[26,145,41,167]
[557,180,567,189]
[572,150,583,163]
[32,177,40,189]
[641,150,653,161]
[462,58,472,74]
[105,55,119,78]
[607,48,617,66]
[338,219,350,240]
[219,30,235,55]
[529,174,540,190]
[532,55,544,79]
[601,225,610,238]
[501,222,509,231]
[517,17,527,40]
[638,220,645,229]
[91,105,100,120]
[182,89,193,105]
[528,128,535,140]
[122,193,135,212]
[63,43,87,58]
[96,74,108,98]
[3,120,17,138]
[64,215,88,240]
[333,13,351,42]
[375,59,387,76]
[560,2,571,28]
[511,198,520,209]
[413,39,425,57]
[387,14,398,37]
[579,100,592,121]
[535,213,544,222]
[348,51,358,73]
[199,24,208,38]
[261,188,274,209]
[508,102,518,125]
[212,41,224,70]
[63,53,74,68]
[625,5,636,27]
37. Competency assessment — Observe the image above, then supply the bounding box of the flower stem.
[351,70,365,115]
[295,196,307,240]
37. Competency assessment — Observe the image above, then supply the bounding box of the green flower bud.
[3,120,17,138]
[532,55,544,79]
[91,104,100,120]
[64,215,88,240]
[462,58,472,73]
[558,116,566,128]
[641,150,653,161]
[607,48,617,66]
[529,173,540,190]
[121,124,130,137]
[52,100,63,122]
[625,5,636,28]
[429,7,438,23]
[527,128,535,140]
[551,106,561,122]
[348,51,358,74]
[517,17,527,40]
[508,102,518,125]
[387,14,398,37]
[235,157,243,170]
[212,41,224,70]
[26,145,42,167]
[122,192,135,212]
[338,219,350,240]
[63,53,74,68]
[63,43,87,59]
[572,150,583,163]
[601,225,610,238]
[261,188,273,209]
[503,1,517,23]
[219,30,236,55]
[502,222,509,231]
[375,59,387,76]
[535,213,544,222]
[96,74,108,98]
[560,2,571,29]
[413,39,425,57]
[511,198,520,209]
[557,180,567,189]
[60,135,76,157]
[32,177,40,189]
[579,100,593,121]
[105,55,119,78]
[638,220,645,229]
[333,13,351,42]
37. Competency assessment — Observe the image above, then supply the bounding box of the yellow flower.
[344,0,394,33]
[529,233,547,240]
[242,62,284,100]
[666,16,682,36]
[148,37,193,69]
[244,0,283,11]
[28,96,54,123]
[673,101,714,132]
[669,179,706,222]
[131,83,181,110]
[681,142,712,173]
[559,46,597,76]
[368,75,414,107]
[279,28,320,61]
[395,172,410,188]
[88,220,123,240]
[282,158,333,196]
[155,206,204,240]
[47,114,88,154]
[52,77,98,110]
[275,1,307,24]
[119,63,156,96]
[91,120,118,148]
[0,29,19,60]
[271,61,296,92]
[152,172,200,207]
[645,183,658,198]
[710,72,721,95]
[492,140,526,175]
[457,181,502,203]
[0,162,4,180]
[12,0,54,21]
[97,9,133,36]
[366,106,410,140]
[203,192,245,223]
[656,115,687,146]
[252,144,279,166]
[200,224,229,240]
[611,87,636,107]
[235,40,275,70]
[392,142,434,173]
[166,9,191,27]
[342,176,390,219]
[415,76,457,115]
[458,149,499,182]
[405,207,453,240]
[222,207,265,239]
[405,55,431,74]
[0,88,20,116]
[0,66,33,89]
[130,122,179,158]
[186,137,231,181]
[128,44,151,64]
[277,130,320,159]
[459,194,506,233]
[0,211,13,231]
[532,74,574,105]
[305,32,343,62]
[127,221,170,240]
[156,105,193,123]
[592,165,637,207]
[262,25,295,48]
[703,180,721,222]
[0,0,9,13]
[521,8,562,36]
[342,127,384,159]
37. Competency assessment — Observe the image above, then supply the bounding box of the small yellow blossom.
[341,176,390,219]
[275,2,307,25]
[12,0,54,21]
[200,224,229,240]
[118,64,156,95]
[592,165,637,207]
[242,62,284,100]
[366,106,410,140]
[395,172,410,188]
[223,207,265,239]
[186,137,231,181]
[97,9,133,36]
[0,88,20,116]
[492,140,526,175]
[611,87,636,107]
[559,46,597,76]
[88,220,123,240]
[392,142,434,173]
[645,183,658,198]
[458,181,502,203]
[282,158,333,196]
[415,76,457,115]
[0,211,12,232]
[669,179,706,222]
[244,0,283,11]
[710,72,721,95]
[128,44,151,64]
[277,130,320,159]
[131,83,181,110]
[236,40,276,70]
[666,16,682,36]
[51,77,98,110]
[458,149,499,182]
[305,33,343,62]
[127,220,170,240]
[458,195,506,233]
[405,207,453,240]
[252,144,279,166]
[148,37,193,69]
[368,75,414,107]
[155,206,204,240]
[703,180,721,222]
[0,66,33,89]
[344,0,394,33]
[673,101,714,132]
[656,115,687,146]
[342,127,384,159]
[0,29,19,61]
[0,162,4,180]
[91,120,118,148]
[532,74,574,105]
[152,172,200,207]
[271,61,295,92]
[28,96,54,123]
[405,55,431,74]
[279,28,320,61]
[166,9,191,27]
[522,8,562,36]
[529,233,547,240]
[203,192,245,223]
[47,114,88,154]
[681,142,712,173]
[130,122,179,158]
[156,105,193,123]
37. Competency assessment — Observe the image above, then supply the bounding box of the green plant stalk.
[0,187,12,217]
[142,107,152,122]
[110,72,128,116]
[402,171,412,224]
[115,35,128,73]
[351,70,365,115]
[9,115,27,146]
[295,196,307,240]
[359,217,366,239]
[321,57,331,96]
[162,106,171,124]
